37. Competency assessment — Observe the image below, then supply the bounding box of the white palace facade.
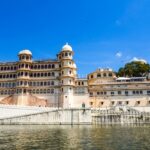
[0,43,150,109]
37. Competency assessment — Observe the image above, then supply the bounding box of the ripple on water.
[0,125,150,150]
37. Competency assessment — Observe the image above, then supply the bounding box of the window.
[147,91,150,95]
[90,102,93,106]
[118,91,121,95]
[137,101,140,105]
[51,81,54,85]
[126,101,129,105]
[109,73,112,77]
[118,101,122,105]
[111,91,114,95]
[100,102,104,105]
[52,64,55,68]
[111,101,115,105]
[103,73,106,77]
[140,91,143,94]
[97,73,101,78]
[125,91,128,95]
[52,72,55,76]
[90,92,93,97]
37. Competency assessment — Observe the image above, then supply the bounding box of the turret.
[59,43,77,107]
[16,49,32,95]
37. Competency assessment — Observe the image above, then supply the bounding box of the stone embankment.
[0,105,91,125]
[0,105,150,125]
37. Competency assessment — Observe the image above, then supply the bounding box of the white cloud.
[130,57,147,64]
[115,52,122,58]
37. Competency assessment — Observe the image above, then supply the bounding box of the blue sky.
[0,0,150,77]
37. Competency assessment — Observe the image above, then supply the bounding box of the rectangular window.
[118,91,121,95]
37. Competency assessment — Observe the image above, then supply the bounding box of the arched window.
[34,65,37,69]
[34,73,37,77]
[109,73,112,77]
[6,74,9,78]
[51,89,54,94]
[37,73,40,77]
[51,81,54,85]
[48,81,50,86]
[13,74,16,78]
[25,64,28,68]
[103,73,106,77]
[45,72,47,77]
[48,64,51,69]
[30,73,33,77]
[26,56,29,60]
[97,73,101,78]
[22,55,25,59]
[21,64,24,68]
[31,65,33,69]
[52,72,55,76]
[25,72,28,76]
[45,65,47,69]
[65,53,68,56]
[41,65,44,69]
[38,65,40,69]
[52,64,55,68]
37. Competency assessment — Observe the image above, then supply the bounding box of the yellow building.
[88,68,150,108]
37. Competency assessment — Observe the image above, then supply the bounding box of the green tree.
[117,61,150,77]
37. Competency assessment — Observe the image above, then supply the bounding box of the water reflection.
[0,125,150,150]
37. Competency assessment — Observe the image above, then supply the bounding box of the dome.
[62,43,72,51]
[19,49,32,55]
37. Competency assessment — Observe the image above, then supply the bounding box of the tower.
[59,43,77,108]
[16,49,32,105]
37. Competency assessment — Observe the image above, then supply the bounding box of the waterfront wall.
[0,104,150,125]
[0,105,91,125]
[91,107,150,124]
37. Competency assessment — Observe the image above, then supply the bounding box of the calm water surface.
[0,125,150,150]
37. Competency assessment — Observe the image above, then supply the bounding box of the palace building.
[0,43,150,108]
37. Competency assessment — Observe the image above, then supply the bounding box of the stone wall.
[0,105,91,125]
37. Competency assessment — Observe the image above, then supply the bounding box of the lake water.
[0,125,150,150]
